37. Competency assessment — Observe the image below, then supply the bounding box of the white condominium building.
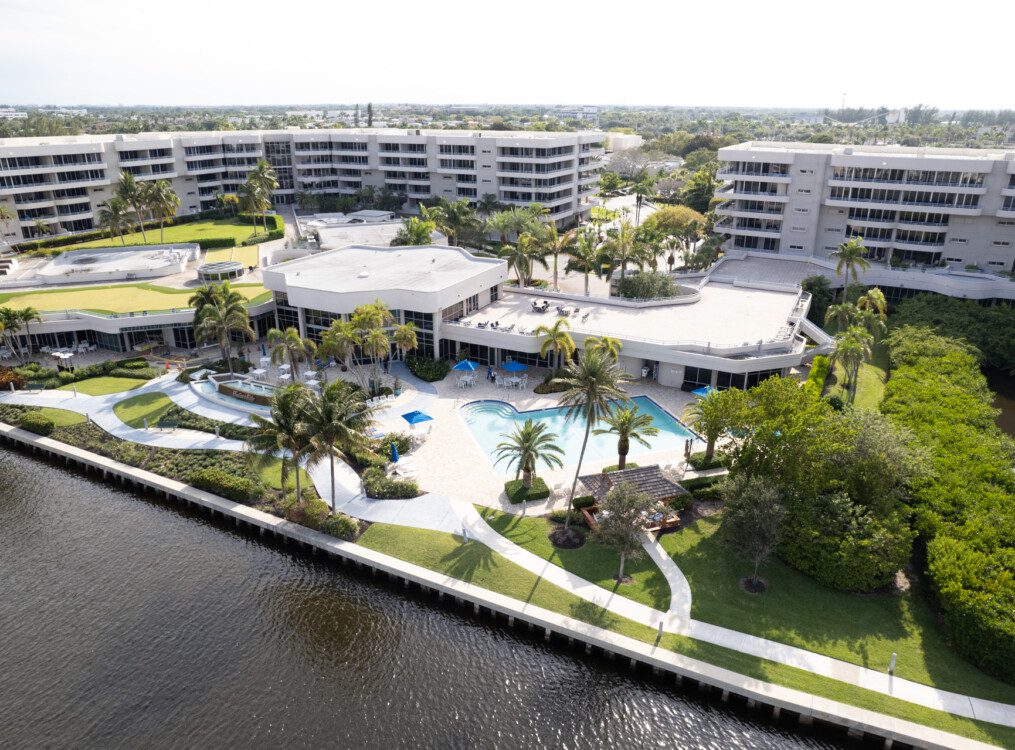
[714,141,1015,273]
[0,129,605,243]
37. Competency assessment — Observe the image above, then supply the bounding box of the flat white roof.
[467,284,799,348]
[266,244,504,294]
[722,140,1013,160]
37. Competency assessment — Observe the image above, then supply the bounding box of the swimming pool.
[460,396,698,472]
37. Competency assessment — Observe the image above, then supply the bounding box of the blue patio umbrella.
[401,410,433,427]
[390,441,400,463]
[452,359,479,372]
[692,385,717,398]
[260,342,268,356]
[501,360,528,373]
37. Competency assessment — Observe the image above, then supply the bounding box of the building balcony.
[185,165,225,176]
[995,207,1015,219]
[52,176,110,189]
[496,165,574,179]
[715,203,784,219]
[716,168,792,183]
[54,208,94,221]
[222,148,263,158]
[825,196,982,215]
[893,239,946,252]
[715,186,788,202]
[12,196,55,209]
[136,171,178,181]
[183,152,223,161]
[117,155,176,167]
[827,177,986,194]
[1001,187,1015,198]
[716,219,782,238]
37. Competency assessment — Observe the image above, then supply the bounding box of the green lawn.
[659,516,1015,705]
[477,507,671,611]
[112,392,176,427]
[257,460,313,492]
[204,245,261,267]
[357,523,1015,748]
[52,218,263,251]
[0,282,269,314]
[825,341,889,411]
[57,376,149,396]
[36,407,86,426]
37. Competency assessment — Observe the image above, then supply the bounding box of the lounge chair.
[502,324,515,332]
[477,321,488,329]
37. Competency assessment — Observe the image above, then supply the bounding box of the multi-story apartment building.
[714,141,1015,273]
[0,129,604,243]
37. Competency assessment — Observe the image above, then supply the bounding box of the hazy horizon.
[3,0,1012,111]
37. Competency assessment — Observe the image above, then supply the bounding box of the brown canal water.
[0,448,855,749]
[987,368,1015,437]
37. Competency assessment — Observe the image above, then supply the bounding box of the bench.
[25,382,46,392]
[155,420,178,431]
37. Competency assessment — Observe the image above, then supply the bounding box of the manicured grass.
[357,523,1015,748]
[52,219,263,251]
[57,376,149,396]
[35,407,86,426]
[477,507,670,611]
[826,342,889,411]
[658,516,1015,705]
[257,460,313,492]
[112,392,175,427]
[0,282,268,314]
[204,245,261,267]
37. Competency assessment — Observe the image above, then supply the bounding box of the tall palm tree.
[830,236,871,302]
[268,326,314,379]
[534,317,576,372]
[539,221,578,292]
[247,385,312,501]
[593,404,659,470]
[239,179,269,234]
[98,197,136,245]
[303,381,373,510]
[824,302,856,332]
[601,219,640,281]
[632,172,656,225]
[494,419,565,491]
[486,210,515,245]
[148,179,180,244]
[684,388,745,463]
[584,335,622,360]
[857,287,887,319]
[249,159,279,232]
[420,198,476,246]
[362,328,391,395]
[391,216,435,246]
[115,171,148,243]
[0,204,13,236]
[18,307,41,356]
[554,349,631,531]
[318,319,364,387]
[661,235,682,272]
[831,326,873,404]
[32,219,51,239]
[392,322,418,361]
[189,280,245,322]
[195,300,255,376]
[564,228,601,297]
[0,307,23,362]
[476,193,500,216]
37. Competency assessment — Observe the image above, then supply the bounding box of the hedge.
[804,355,831,397]
[363,466,420,499]
[197,237,237,250]
[188,467,261,502]
[572,494,596,510]
[12,357,157,389]
[686,452,727,471]
[18,411,54,435]
[320,513,360,540]
[405,355,449,382]
[504,477,550,504]
[14,209,225,252]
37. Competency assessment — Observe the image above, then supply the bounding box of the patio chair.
[502,324,515,332]
[477,321,488,329]
[530,300,541,312]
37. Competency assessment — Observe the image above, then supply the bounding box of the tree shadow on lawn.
[440,538,496,583]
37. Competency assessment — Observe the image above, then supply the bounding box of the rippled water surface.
[0,449,848,749]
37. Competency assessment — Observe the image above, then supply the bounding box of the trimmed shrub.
[197,237,236,250]
[680,474,723,492]
[572,495,596,510]
[0,368,25,390]
[669,493,694,512]
[533,380,567,394]
[803,355,831,397]
[504,477,550,504]
[108,366,162,379]
[18,411,54,435]
[374,432,411,456]
[363,466,420,499]
[603,463,639,472]
[686,451,727,471]
[320,513,360,541]
[548,509,585,526]
[616,271,682,300]
[188,467,260,502]
[405,355,449,382]
[284,496,331,529]
[349,447,388,471]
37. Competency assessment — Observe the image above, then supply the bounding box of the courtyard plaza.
[0,358,1013,732]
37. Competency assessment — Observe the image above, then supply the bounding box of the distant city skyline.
[3,0,1013,111]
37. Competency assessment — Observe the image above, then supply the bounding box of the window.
[799,168,813,175]
[825,227,842,233]
[949,238,967,243]
[489,284,499,303]
[945,257,963,262]
[988,261,1006,267]
[791,226,806,232]
[789,244,804,250]
[793,207,809,214]
[403,310,433,331]
[797,188,811,194]
[993,240,1012,247]
[998,220,1015,226]
[683,366,712,389]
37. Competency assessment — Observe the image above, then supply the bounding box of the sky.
[2,0,1012,110]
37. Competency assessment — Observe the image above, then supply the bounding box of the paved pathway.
[3,375,1014,728]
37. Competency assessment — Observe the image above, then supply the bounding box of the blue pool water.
[461,396,697,471]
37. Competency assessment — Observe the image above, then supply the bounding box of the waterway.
[0,448,850,749]
[986,368,1015,437]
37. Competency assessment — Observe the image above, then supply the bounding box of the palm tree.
[601,219,640,281]
[539,221,578,292]
[421,198,476,246]
[684,389,745,463]
[593,404,659,470]
[189,281,245,322]
[0,307,23,361]
[830,237,871,302]
[632,172,656,225]
[831,326,873,404]
[494,419,565,491]
[148,180,180,244]
[115,171,148,243]
[497,233,547,287]
[392,322,417,361]
[477,193,500,216]
[18,306,41,356]
[0,205,15,237]
[303,381,373,510]
[486,210,515,246]
[247,385,313,501]
[32,219,51,239]
[661,235,682,272]
[239,179,269,234]
[98,197,135,245]
[195,300,255,376]
[564,228,601,297]
[249,160,279,232]
[584,335,622,360]
[318,319,364,387]
[824,302,856,332]
[554,349,631,532]
[268,326,314,379]
[362,328,391,395]
[391,216,435,246]
[534,317,576,372]
[857,287,887,319]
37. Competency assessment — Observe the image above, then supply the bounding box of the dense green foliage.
[319,513,360,540]
[880,327,1015,681]
[17,410,54,435]
[615,271,682,299]
[504,476,550,503]
[405,355,449,382]
[803,355,831,397]
[362,466,420,499]
[892,294,1015,371]
[801,275,833,325]
[12,357,158,390]
[188,467,261,502]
